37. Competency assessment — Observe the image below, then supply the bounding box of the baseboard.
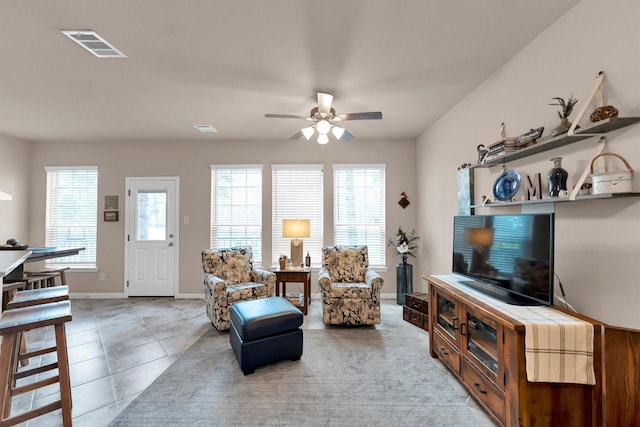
[176,293,205,299]
[70,292,125,299]
[69,292,205,299]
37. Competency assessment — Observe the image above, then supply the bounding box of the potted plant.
[387,227,419,304]
[549,95,578,136]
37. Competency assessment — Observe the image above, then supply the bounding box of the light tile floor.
[8,296,496,426]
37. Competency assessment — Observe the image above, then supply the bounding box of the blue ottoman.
[229,297,303,375]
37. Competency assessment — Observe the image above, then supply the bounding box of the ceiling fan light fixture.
[301,126,315,140]
[317,134,329,145]
[331,125,345,140]
[316,119,331,135]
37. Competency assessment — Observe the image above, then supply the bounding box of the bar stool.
[1,282,26,311]
[6,285,69,310]
[23,273,58,289]
[1,281,29,369]
[0,301,73,426]
[5,286,70,369]
[24,267,69,287]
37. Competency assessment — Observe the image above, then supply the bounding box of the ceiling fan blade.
[336,111,383,121]
[317,93,333,115]
[290,130,303,139]
[340,129,355,141]
[265,114,309,119]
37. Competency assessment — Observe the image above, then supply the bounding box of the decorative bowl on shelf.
[493,169,521,201]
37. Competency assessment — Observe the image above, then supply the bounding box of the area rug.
[109,326,479,426]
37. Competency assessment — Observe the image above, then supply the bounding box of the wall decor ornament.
[493,168,521,201]
[548,157,569,197]
[104,211,119,221]
[476,144,489,164]
[549,95,578,136]
[525,173,542,200]
[398,191,410,209]
[590,105,619,122]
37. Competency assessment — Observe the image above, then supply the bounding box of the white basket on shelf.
[589,152,634,194]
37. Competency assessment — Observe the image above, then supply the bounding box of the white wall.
[27,138,417,297]
[0,135,30,244]
[416,0,640,328]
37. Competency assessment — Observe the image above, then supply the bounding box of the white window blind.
[333,164,386,266]
[45,166,98,268]
[272,164,323,267]
[210,165,263,264]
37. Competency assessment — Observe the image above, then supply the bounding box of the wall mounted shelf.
[471,117,640,168]
[471,191,640,208]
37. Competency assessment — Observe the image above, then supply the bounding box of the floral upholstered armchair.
[202,246,276,331]
[318,245,383,325]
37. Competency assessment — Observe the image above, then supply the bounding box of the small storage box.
[589,152,634,194]
[403,293,429,331]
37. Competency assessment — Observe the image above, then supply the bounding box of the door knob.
[168,242,174,246]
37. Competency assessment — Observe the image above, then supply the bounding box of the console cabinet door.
[462,306,505,391]
[431,285,462,350]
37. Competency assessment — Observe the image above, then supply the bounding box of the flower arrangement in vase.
[387,226,419,265]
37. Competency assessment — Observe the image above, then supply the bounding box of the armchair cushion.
[321,245,368,283]
[202,246,253,285]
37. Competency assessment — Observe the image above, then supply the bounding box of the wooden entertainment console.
[426,275,640,427]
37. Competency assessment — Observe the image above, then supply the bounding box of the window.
[210,165,262,264]
[45,166,98,268]
[272,164,323,267]
[333,164,386,266]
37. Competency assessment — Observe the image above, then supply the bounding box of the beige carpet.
[109,325,478,426]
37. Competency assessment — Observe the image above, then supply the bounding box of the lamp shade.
[301,126,315,140]
[282,219,310,238]
[331,125,345,140]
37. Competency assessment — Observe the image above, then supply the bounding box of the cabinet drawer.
[432,330,460,373]
[461,357,505,425]
[403,307,424,328]
[405,293,429,314]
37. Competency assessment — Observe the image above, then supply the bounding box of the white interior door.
[125,177,178,296]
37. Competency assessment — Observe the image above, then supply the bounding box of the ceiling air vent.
[61,30,126,58]
[193,125,218,133]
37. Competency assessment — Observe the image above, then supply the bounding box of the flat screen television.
[452,213,554,306]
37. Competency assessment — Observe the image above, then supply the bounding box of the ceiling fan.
[265,92,383,144]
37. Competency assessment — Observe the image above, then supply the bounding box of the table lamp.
[282,219,310,267]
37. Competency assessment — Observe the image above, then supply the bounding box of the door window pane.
[137,191,167,241]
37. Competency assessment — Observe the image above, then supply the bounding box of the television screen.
[452,213,554,306]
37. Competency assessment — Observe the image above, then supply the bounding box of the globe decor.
[387,227,419,305]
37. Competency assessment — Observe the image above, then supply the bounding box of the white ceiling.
[0,0,580,143]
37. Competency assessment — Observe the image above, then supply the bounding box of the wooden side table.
[273,267,311,315]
